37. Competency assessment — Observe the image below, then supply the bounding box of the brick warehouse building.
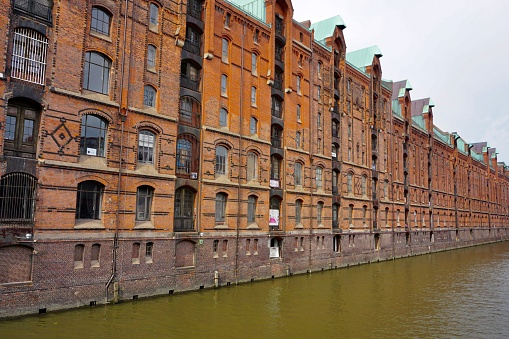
[0,0,508,317]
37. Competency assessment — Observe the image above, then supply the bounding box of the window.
[215,193,227,223]
[251,87,257,106]
[295,131,301,148]
[317,62,322,79]
[185,25,201,55]
[295,199,302,224]
[219,107,228,127]
[294,162,302,186]
[80,114,108,157]
[222,240,228,257]
[225,13,231,28]
[316,167,323,189]
[147,44,156,70]
[138,130,155,164]
[317,112,322,129]
[176,137,192,174]
[271,96,283,118]
[74,244,85,269]
[251,53,257,75]
[76,181,104,220]
[83,52,111,94]
[317,138,322,154]
[145,242,153,263]
[4,100,40,158]
[149,3,159,28]
[174,187,195,231]
[250,117,258,135]
[332,144,338,159]
[347,173,353,193]
[317,86,321,101]
[91,7,111,36]
[247,152,258,181]
[270,155,281,185]
[144,85,156,107]
[0,172,37,225]
[296,105,301,122]
[222,38,229,62]
[132,242,140,264]
[213,240,219,257]
[91,244,101,267]
[362,175,367,196]
[180,60,200,91]
[254,29,259,44]
[269,237,281,258]
[269,197,281,228]
[11,28,48,85]
[332,204,339,228]
[215,145,228,176]
[221,74,228,96]
[317,202,324,225]
[332,170,339,194]
[348,204,354,226]
[248,195,257,223]
[333,235,341,252]
[136,186,153,221]
[296,76,301,93]
[362,205,367,226]
[271,125,282,148]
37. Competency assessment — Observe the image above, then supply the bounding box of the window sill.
[295,222,304,229]
[214,223,228,230]
[90,31,112,43]
[135,163,158,175]
[81,90,112,103]
[79,154,107,167]
[135,220,154,229]
[149,24,159,33]
[247,223,259,230]
[74,219,105,229]
[147,68,157,74]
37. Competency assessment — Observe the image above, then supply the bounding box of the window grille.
[11,28,48,85]
[0,173,37,225]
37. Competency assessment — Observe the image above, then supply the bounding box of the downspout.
[107,0,130,303]
[235,21,246,284]
[308,48,315,272]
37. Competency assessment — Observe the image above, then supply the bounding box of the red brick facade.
[1,0,508,317]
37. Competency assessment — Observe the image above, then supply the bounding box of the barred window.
[91,7,111,36]
[138,130,155,164]
[215,145,228,176]
[0,172,37,225]
[83,52,111,94]
[11,28,48,85]
[144,85,156,107]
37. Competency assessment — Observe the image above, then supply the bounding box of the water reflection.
[2,242,509,338]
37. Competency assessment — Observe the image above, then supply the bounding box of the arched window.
[332,170,339,194]
[138,130,155,164]
[294,162,302,186]
[215,145,228,177]
[74,244,85,269]
[215,193,227,223]
[91,7,111,36]
[176,138,192,175]
[83,52,111,94]
[247,152,258,181]
[80,114,108,157]
[271,124,283,148]
[221,74,228,96]
[91,243,101,267]
[251,53,257,75]
[174,187,195,231]
[149,3,159,28]
[0,173,37,224]
[5,99,40,158]
[316,167,323,189]
[347,173,353,193]
[222,38,229,62]
[11,28,48,85]
[317,201,324,225]
[295,131,301,148]
[147,44,156,70]
[270,155,281,187]
[295,199,303,224]
[271,96,283,118]
[180,96,200,127]
[76,181,104,220]
[219,107,228,127]
[250,117,258,135]
[296,75,301,93]
[251,86,257,106]
[136,185,154,221]
[144,85,156,107]
[247,195,257,223]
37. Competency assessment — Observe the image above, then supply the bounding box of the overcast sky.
[291,0,509,164]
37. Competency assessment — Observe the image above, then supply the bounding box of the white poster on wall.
[269,209,279,226]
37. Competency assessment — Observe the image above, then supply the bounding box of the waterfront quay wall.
[1,227,508,318]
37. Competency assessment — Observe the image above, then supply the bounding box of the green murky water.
[2,242,509,338]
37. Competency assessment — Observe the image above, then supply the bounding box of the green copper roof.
[471,150,484,163]
[310,15,346,42]
[346,45,383,69]
[412,115,427,131]
[225,0,266,22]
[433,127,451,145]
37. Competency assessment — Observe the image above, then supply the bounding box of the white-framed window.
[215,145,228,176]
[11,28,48,85]
[138,130,155,164]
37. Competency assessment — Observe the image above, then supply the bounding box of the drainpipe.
[107,0,130,303]
[308,48,315,272]
[234,21,246,284]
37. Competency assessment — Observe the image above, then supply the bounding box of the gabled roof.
[411,98,434,117]
[391,80,412,100]
[310,15,346,42]
[346,45,382,71]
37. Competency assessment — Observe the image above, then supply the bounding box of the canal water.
[2,242,509,338]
